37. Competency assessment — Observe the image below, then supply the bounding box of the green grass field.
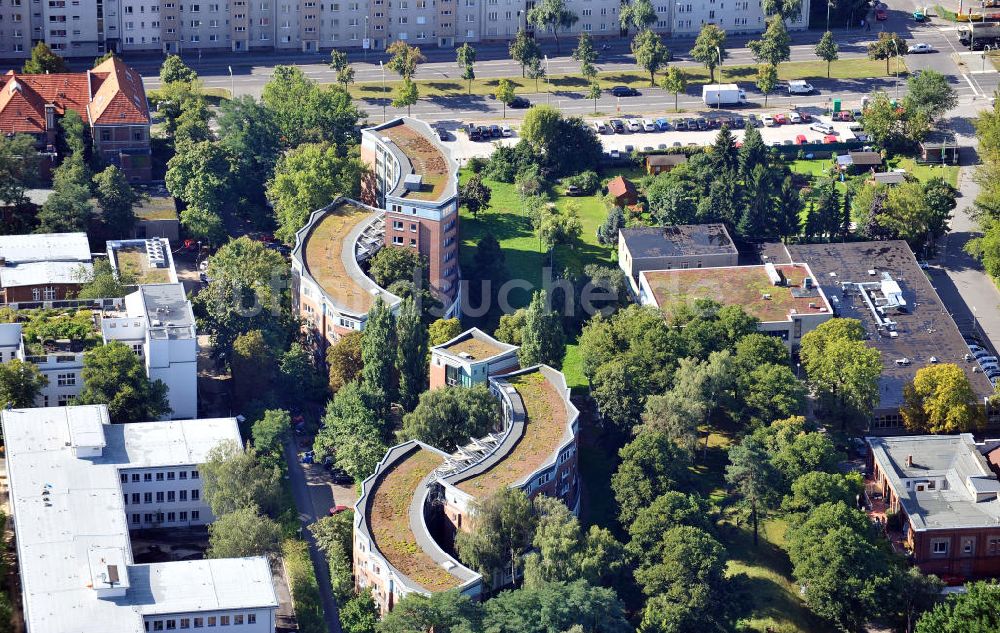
[347,58,904,100]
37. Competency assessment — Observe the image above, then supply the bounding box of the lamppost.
[545,54,550,103]
[364,15,369,61]
[891,39,900,101]
[984,44,992,72]
[827,0,832,31]
[228,65,234,99]
[380,60,386,122]
[715,46,723,110]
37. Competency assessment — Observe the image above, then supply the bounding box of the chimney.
[44,103,56,130]
[905,455,913,468]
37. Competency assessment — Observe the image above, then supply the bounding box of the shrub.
[467,156,487,173]
[565,170,600,195]
[283,539,325,633]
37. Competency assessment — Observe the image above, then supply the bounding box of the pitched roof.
[646,154,688,166]
[0,58,149,135]
[607,175,637,199]
[848,151,883,166]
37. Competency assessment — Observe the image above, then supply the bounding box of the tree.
[527,0,579,54]
[519,290,566,367]
[762,0,803,21]
[661,66,688,112]
[815,31,839,78]
[455,488,536,588]
[632,29,671,86]
[340,591,379,633]
[394,298,429,412]
[393,78,419,116]
[165,141,233,214]
[378,591,482,633]
[217,95,282,205]
[266,142,363,244]
[160,54,198,84]
[386,41,426,80]
[756,63,779,107]
[867,31,908,76]
[401,384,498,451]
[36,184,93,233]
[311,511,355,601]
[527,56,547,92]
[612,431,691,526]
[754,416,841,486]
[726,435,781,546]
[75,341,170,422]
[620,0,657,35]
[905,69,957,122]
[597,206,625,246]
[916,581,1000,633]
[231,329,276,406]
[510,29,542,78]
[251,409,291,465]
[207,506,283,558]
[93,52,116,66]
[180,206,225,244]
[455,42,477,94]
[483,580,631,633]
[59,109,88,158]
[201,440,283,517]
[775,175,803,241]
[93,165,140,236]
[22,42,69,74]
[524,496,624,588]
[742,363,807,425]
[313,382,387,482]
[74,259,133,299]
[902,363,986,433]
[0,133,41,212]
[369,247,421,289]
[592,359,645,433]
[783,471,863,514]
[329,49,356,88]
[573,31,599,80]
[361,298,397,417]
[626,492,712,566]
[800,319,882,428]
[429,318,462,346]
[0,359,47,409]
[327,331,364,393]
[494,79,516,119]
[748,17,791,69]
[261,66,362,148]
[460,173,492,217]
[278,342,324,405]
[690,24,727,82]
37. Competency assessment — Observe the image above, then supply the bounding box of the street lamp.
[380,60,386,122]
[228,65,234,99]
[890,39,900,101]
[715,46,723,110]
[984,44,992,72]
[545,54,550,103]
[364,15,369,61]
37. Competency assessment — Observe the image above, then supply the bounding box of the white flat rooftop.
[0,232,93,289]
[1,406,271,633]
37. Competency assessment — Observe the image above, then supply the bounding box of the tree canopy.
[76,341,170,422]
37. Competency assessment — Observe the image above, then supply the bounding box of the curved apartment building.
[291,197,402,344]
[361,117,460,316]
[354,330,579,614]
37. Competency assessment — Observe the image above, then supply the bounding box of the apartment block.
[354,330,579,614]
[2,405,279,633]
[429,327,518,389]
[0,281,198,418]
[2,0,806,58]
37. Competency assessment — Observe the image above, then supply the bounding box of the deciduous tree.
[572,31,599,80]
[815,30,839,78]
[429,318,463,346]
[329,49,356,88]
[455,488,536,587]
[0,359,47,409]
[903,363,986,433]
[207,506,283,558]
[460,173,492,217]
[386,41,426,80]
[756,63,778,107]
[916,580,1000,633]
[619,0,657,35]
[22,42,69,74]
[748,17,791,69]
[527,0,578,54]
[76,341,170,422]
[690,24,727,82]
[456,43,477,94]
[632,29,671,86]
[160,54,198,84]
[661,66,688,112]
[612,431,691,525]
[867,32,908,76]
[519,290,566,367]
[201,440,283,517]
[509,29,542,78]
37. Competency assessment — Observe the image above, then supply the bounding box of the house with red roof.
[0,57,151,181]
[607,175,638,207]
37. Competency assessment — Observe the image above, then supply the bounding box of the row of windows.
[931,536,1000,556]
[144,612,255,630]
[121,469,198,483]
[124,489,199,504]
[132,509,199,524]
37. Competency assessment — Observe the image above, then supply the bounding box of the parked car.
[468,124,482,141]
[329,469,353,485]
[501,125,513,137]
[774,113,789,125]
[435,126,449,141]
[748,114,760,127]
[910,42,934,53]
[823,134,838,143]
[565,185,582,196]
[593,121,606,134]
[655,117,671,130]
[913,9,926,21]
[627,119,642,132]
[642,118,657,132]
[788,111,802,124]
[835,111,854,122]
[674,118,689,131]
[795,134,807,145]
[797,111,812,122]
[658,143,668,149]
[695,118,709,130]
[810,121,835,134]
[732,115,746,128]
[610,118,626,133]
[762,114,776,126]
[875,8,887,20]
[610,85,640,97]
[489,124,502,138]
[477,125,490,139]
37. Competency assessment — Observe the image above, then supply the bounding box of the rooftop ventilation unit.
[458,352,474,360]
[764,263,783,286]
[762,293,772,300]
[404,174,423,191]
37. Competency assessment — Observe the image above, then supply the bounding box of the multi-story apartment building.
[0,281,198,418]
[2,404,279,633]
[354,329,579,614]
[361,117,460,312]
[0,57,151,181]
[2,0,807,57]
[429,326,518,389]
[0,232,93,303]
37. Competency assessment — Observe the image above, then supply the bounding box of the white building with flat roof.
[2,405,278,633]
[0,232,93,303]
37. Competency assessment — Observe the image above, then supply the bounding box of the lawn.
[347,59,904,100]
[888,156,960,187]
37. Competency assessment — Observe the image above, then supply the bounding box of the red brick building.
[0,232,92,303]
[867,434,1000,579]
[0,57,151,181]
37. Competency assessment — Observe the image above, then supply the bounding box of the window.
[989,536,1000,555]
[132,513,140,524]
[121,473,128,484]
[393,236,404,245]
[233,616,243,625]
[167,491,175,502]
[247,615,256,624]
[179,471,187,480]
[932,540,949,555]
[180,511,188,520]
[393,220,404,230]
[156,472,164,481]
[179,490,187,501]
[154,621,164,631]
[192,489,200,500]
[207,617,216,627]
[167,511,175,522]
[132,493,140,504]
[191,470,199,479]
[192,510,200,520]
[166,620,176,630]
[193,618,203,628]
[167,471,175,480]
[144,492,152,504]
[144,513,153,522]
[220,616,229,626]
[180,620,190,630]
[144,473,153,482]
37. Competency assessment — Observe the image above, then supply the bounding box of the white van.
[788,80,814,95]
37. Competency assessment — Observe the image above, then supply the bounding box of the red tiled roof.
[0,58,149,135]
[607,175,637,199]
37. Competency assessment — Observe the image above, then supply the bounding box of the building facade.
[361,117,460,312]
[618,223,738,294]
[429,327,518,389]
[354,332,579,614]
[0,232,93,303]
[0,57,151,181]
[1,405,279,633]
[1,0,807,59]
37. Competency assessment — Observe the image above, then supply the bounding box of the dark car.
[610,118,626,133]
[435,126,449,141]
[748,114,760,127]
[695,118,709,131]
[477,125,490,139]
[609,85,639,97]
[510,96,531,108]
[467,124,481,140]
[875,8,887,20]
[489,124,502,138]
[674,119,689,131]
[328,468,354,485]
[731,115,745,128]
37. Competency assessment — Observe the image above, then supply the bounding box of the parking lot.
[442,107,866,162]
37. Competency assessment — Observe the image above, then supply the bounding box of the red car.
[823,134,838,143]
[774,113,789,125]
[835,111,854,122]
[796,111,812,122]
[876,8,888,19]
[329,505,349,516]
[795,134,807,145]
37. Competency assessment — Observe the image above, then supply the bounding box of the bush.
[467,156,487,173]
[565,170,600,195]
[283,539,325,633]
